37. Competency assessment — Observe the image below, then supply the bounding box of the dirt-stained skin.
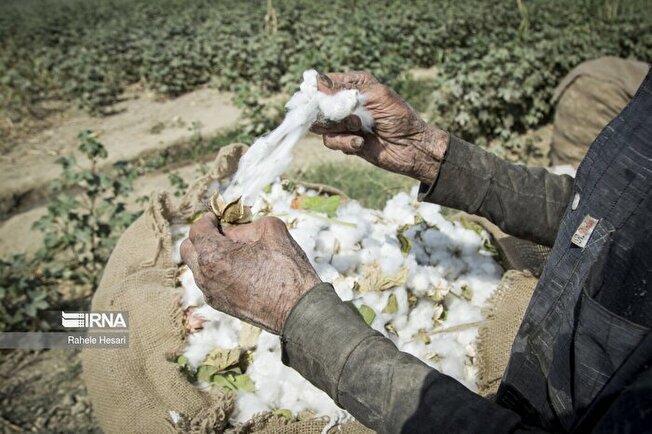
[181,214,321,334]
[311,71,449,184]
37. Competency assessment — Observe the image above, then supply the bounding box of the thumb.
[323,133,364,154]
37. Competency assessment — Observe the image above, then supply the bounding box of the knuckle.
[263,216,287,232]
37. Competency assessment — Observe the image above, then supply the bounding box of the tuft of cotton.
[223,70,373,203]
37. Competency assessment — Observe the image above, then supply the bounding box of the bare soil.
[0,87,240,219]
[0,349,100,433]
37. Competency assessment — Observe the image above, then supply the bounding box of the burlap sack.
[81,143,372,434]
[476,270,537,397]
[550,56,648,167]
[81,144,250,433]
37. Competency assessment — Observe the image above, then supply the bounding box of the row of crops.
[1,0,650,144]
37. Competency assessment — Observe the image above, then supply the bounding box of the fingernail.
[352,137,364,149]
[318,72,333,88]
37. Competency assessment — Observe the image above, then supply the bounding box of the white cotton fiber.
[180,267,205,309]
[223,70,373,203]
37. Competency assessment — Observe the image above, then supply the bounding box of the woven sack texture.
[551,56,648,167]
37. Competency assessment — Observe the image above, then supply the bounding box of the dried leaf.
[432,304,444,323]
[382,293,398,314]
[416,329,431,345]
[427,352,442,363]
[203,348,242,372]
[239,324,262,348]
[461,285,473,301]
[397,233,411,256]
[385,322,397,336]
[359,263,408,292]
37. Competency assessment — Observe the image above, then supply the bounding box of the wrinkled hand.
[180,214,321,334]
[311,71,449,184]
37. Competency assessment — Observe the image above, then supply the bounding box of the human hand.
[311,71,449,184]
[180,214,321,334]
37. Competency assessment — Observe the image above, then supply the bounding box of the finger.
[222,219,268,243]
[310,115,362,134]
[317,71,376,94]
[180,238,200,272]
[323,134,365,154]
[189,213,220,244]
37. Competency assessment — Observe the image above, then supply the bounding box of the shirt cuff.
[281,283,380,404]
[417,135,494,215]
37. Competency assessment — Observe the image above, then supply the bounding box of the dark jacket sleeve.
[281,283,548,434]
[419,136,574,247]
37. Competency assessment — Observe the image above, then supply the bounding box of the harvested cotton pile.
[171,180,502,426]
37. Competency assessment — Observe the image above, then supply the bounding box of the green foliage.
[0,255,56,331]
[2,0,649,147]
[31,130,140,290]
[168,172,189,197]
[300,162,415,210]
[0,130,141,332]
[294,195,341,217]
[430,2,652,146]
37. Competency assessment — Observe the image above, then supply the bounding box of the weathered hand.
[311,71,449,184]
[180,214,321,334]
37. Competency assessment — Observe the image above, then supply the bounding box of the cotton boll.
[379,242,405,276]
[256,330,280,353]
[382,192,416,225]
[331,253,359,274]
[314,262,340,283]
[170,224,190,264]
[232,393,271,423]
[289,227,317,262]
[408,268,431,296]
[416,204,445,227]
[315,230,337,253]
[317,90,360,122]
[449,225,482,256]
[333,277,355,301]
[421,228,451,253]
[329,217,368,251]
[180,267,205,309]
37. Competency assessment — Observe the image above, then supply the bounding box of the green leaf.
[196,365,219,383]
[230,374,255,392]
[295,195,340,217]
[177,355,188,368]
[211,374,236,391]
[357,304,376,325]
[273,409,293,419]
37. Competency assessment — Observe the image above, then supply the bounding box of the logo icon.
[61,311,127,329]
[61,311,86,328]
